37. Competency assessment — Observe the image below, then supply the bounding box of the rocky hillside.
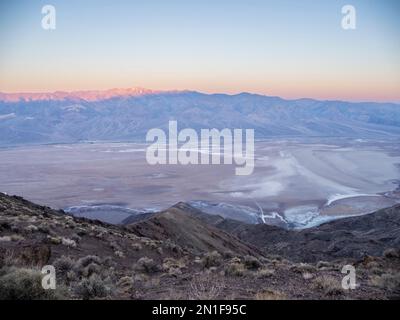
[0,193,399,300]
[203,205,400,263]
[126,202,262,257]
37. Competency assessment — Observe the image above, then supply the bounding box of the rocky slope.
[203,205,400,263]
[126,203,262,257]
[0,193,399,300]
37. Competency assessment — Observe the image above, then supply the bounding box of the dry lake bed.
[1,138,399,228]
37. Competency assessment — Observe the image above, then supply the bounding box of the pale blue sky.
[0,0,399,102]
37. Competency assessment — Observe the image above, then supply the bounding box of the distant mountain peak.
[0,87,172,102]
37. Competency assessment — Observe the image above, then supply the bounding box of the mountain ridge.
[1,88,400,146]
[1,87,399,105]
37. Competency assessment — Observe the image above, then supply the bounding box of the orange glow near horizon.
[1,1,399,103]
[1,74,399,103]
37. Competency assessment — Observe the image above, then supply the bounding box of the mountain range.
[1,88,400,146]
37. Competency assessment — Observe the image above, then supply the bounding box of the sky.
[0,0,399,102]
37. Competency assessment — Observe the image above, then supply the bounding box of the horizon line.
[0,87,399,105]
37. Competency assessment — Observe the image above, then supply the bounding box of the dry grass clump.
[53,255,75,281]
[114,250,125,258]
[25,225,39,233]
[224,260,246,277]
[61,237,77,248]
[163,239,183,254]
[202,251,222,269]
[0,236,12,242]
[302,272,314,280]
[256,267,275,278]
[313,275,343,296]
[46,235,62,245]
[188,273,225,300]
[134,257,160,273]
[75,255,101,270]
[74,274,113,300]
[243,255,262,270]
[53,254,116,299]
[162,257,186,274]
[316,261,333,270]
[369,272,400,292]
[0,266,65,300]
[117,276,134,294]
[291,263,316,274]
[255,289,287,300]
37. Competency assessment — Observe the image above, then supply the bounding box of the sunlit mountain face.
[0,88,399,146]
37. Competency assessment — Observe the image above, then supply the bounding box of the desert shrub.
[363,260,381,270]
[302,272,314,280]
[76,228,87,237]
[133,273,148,283]
[11,234,24,242]
[189,273,225,300]
[202,251,222,269]
[313,275,343,296]
[255,289,287,300]
[162,257,186,272]
[147,242,158,250]
[291,263,316,274]
[134,257,159,273]
[114,250,125,258]
[101,256,116,268]
[383,248,399,259]
[47,236,61,245]
[131,243,142,251]
[118,276,133,287]
[25,225,39,233]
[109,240,121,251]
[167,267,182,277]
[256,268,275,279]
[70,234,82,243]
[61,238,77,248]
[74,274,112,300]
[117,276,134,293]
[230,257,242,264]
[53,256,75,280]
[224,262,246,277]
[143,277,161,289]
[316,261,332,270]
[0,250,22,268]
[244,255,262,270]
[73,255,106,278]
[164,239,183,254]
[75,255,101,270]
[370,273,400,292]
[37,223,51,235]
[205,266,218,274]
[82,263,102,278]
[0,266,64,300]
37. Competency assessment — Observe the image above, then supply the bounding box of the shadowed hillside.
[0,193,399,300]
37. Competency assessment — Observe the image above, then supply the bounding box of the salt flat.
[0,139,399,228]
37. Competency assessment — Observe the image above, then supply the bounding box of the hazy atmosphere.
[0,0,399,303]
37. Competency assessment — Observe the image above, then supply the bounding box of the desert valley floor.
[0,138,399,228]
